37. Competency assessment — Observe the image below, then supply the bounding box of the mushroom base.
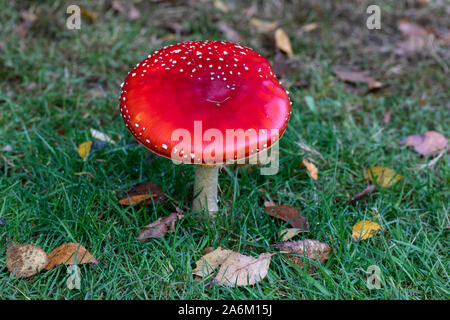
[193,165,218,217]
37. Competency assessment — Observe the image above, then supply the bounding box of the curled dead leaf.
[6,244,49,278]
[137,212,184,240]
[277,239,331,271]
[45,243,97,270]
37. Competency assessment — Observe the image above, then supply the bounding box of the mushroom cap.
[120,40,291,164]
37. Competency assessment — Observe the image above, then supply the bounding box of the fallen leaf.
[215,252,272,287]
[119,181,166,205]
[399,131,447,155]
[264,205,309,231]
[277,239,331,271]
[6,244,49,278]
[332,67,383,90]
[347,184,377,202]
[275,28,293,58]
[45,243,97,270]
[279,228,302,241]
[250,18,278,33]
[352,220,381,241]
[193,247,233,277]
[78,141,92,161]
[90,128,115,144]
[137,212,184,240]
[365,166,403,188]
[217,21,242,43]
[301,159,318,180]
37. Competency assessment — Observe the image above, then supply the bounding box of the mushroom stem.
[193,165,218,217]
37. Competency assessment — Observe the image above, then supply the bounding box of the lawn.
[0,0,448,299]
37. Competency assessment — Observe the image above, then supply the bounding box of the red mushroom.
[119,40,290,216]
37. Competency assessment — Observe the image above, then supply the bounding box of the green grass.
[0,0,449,299]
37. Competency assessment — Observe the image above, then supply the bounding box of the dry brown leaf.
[399,131,447,155]
[6,244,49,278]
[301,159,318,180]
[352,220,381,241]
[277,239,331,271]
[264,205,309,231]
[119,181,166,205]
[192,247,233,277]
[137,212,184,240]
[347,184,377,202]
[275,28,293,58]
[45,243,97,270]
[332,67,383,90]
[277,239,331,263]
[215,252,272,287]
[217,21,242,43]
[250,18,278,33]
[365,166,403,188]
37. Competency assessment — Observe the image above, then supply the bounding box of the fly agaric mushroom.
[119,41,290,216]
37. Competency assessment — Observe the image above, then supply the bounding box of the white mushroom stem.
[193,165,218,217]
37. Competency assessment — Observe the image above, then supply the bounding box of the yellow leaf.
[78,141,92,161]
[352,220,381,241]
[365,166,403,188]
[275,28,293,57]
[302,159,318,180]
